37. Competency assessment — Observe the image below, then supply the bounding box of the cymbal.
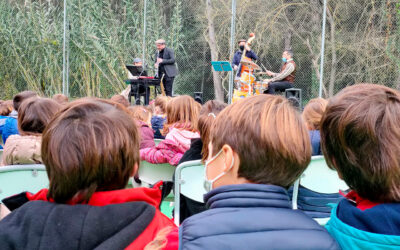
[240,60,261,70]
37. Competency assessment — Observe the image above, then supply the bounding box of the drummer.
[232,39,258,78]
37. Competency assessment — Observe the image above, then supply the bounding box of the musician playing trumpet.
[232,39,258,78]
[263,50,296,94]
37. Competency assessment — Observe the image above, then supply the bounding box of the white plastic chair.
[292,156,348,225]
[0,164,48,201]
[174,160,205,225]
[138,160,176,185]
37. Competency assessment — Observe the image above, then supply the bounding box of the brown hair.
[110,94,130,108]
[52,94,69,105]
[42,98,140,203]
[320,84,400,202]
[154,96,171,114]
[197,100,227,161]
[13,91,37,111]
[18,98,61,136]
[302,98,328,130]
[128,105,152,124]
[0,100,13,116]
[162,95,201,135]
[210,95,311,188]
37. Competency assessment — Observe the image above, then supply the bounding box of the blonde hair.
[154,96,171,114]
[128,106,152,125]
[302,98,328,130]
[162,95,201,134]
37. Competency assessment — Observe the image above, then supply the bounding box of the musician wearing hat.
[121,58,147,100]
[263,50,296,95]
[232,39,258,78]
[154,39,178,96]
[127,58,147,79]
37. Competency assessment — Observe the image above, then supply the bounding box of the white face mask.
[203,148,234,192]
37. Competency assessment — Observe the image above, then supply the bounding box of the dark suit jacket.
[155,47,178,77]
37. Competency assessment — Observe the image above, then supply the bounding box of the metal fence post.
[318,0,327,98]
[228,0,236,104]
[62,0,68,96]
[142,0,147,64]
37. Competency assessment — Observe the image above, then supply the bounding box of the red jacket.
[1,182,177,250]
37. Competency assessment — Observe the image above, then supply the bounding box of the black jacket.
[0,200,155,250]
[155,47,178,77]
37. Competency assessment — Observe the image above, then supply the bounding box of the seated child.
[141,95,200,166]
[0,100,13,148]
[1,97,61,166]
[177,100,227,223]
[110,94,130,107]
[302,98,328,156]
[128,105,155,149]
[2,91,37,143]
[0,98,176,249]
[52,93,69,105]
[151,96,170,139]
[178,95,339,249]
[321,84,400,248]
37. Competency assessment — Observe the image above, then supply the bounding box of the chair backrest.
[154,139,163,146]
[0,164,48,201]
[291,156,348,224]
[138,161,175,185]
[300,156,348,193]
[174,160,205,225]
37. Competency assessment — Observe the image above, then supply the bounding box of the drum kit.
[232,60,270,103]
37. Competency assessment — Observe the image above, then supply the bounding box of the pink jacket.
[137,120,156,149]
[140,127,199,166]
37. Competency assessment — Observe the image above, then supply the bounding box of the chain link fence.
[0,0,399,104]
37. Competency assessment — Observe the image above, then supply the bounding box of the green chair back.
[0,164,48,201]
[138,161,175,185]
[174,160,205,225]
[291,156,348,225]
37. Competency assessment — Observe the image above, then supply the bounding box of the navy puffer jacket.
[180,184,340,250]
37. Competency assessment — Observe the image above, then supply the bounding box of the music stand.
[126,65,147,77]
[211,61,232,72]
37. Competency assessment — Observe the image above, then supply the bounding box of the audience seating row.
[0,156,345,227]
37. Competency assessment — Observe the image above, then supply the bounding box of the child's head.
[164,95,201,132]
[128,105,152,126]
[206,95,311,190]
[154,96,171,115]
[42,98,140,203]
[321,84,400,202]
[13,91,38,112]
[110,94,130,108]
[18,98,61,136]
[52,94,69,105]
[0,100,13,116]
[197,100,227,162]
[302,98,328,130]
